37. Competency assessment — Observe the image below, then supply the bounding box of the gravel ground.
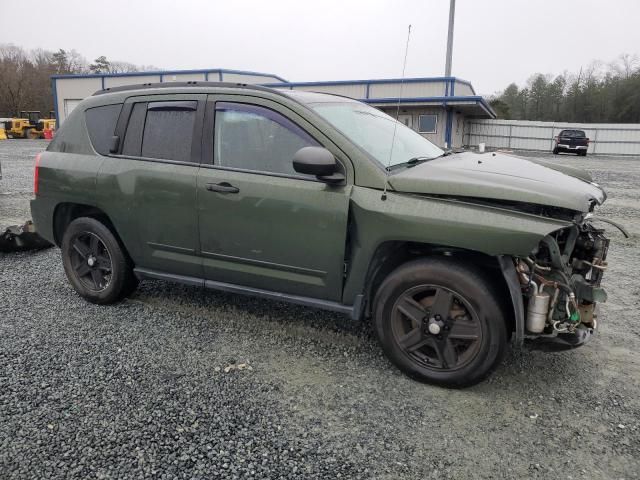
[1,140,639,479]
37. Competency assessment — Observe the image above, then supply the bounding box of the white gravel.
[1,140,639,479]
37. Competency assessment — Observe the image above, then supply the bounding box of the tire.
[61,217,137,304]
[373,257,508,388]
[24,128,35,139]
[578,151,587,157]
[552,147,559,155]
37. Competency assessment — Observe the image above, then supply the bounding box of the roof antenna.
[381,24,412,201]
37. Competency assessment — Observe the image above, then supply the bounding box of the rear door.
[196,94,352,301]
[96,94,206,278]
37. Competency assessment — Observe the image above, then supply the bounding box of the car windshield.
[310,101,444,169]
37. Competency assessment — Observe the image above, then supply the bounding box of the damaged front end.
[515,219,611,351]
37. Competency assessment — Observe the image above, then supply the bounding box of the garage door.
[64,99,83,119]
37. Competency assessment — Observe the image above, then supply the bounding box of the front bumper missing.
[523,325,595,352]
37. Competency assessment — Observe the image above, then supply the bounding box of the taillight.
[34,153,41,194]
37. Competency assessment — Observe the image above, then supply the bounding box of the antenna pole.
[381,24,412,201]
[445,0,456,76]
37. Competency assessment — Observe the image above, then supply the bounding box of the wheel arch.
[52,203,127,258]
[361,240,519,340]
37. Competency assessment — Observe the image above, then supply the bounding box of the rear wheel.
[61,217,137,304]
[552,147,559,154]
[373,257,508,387]
[578,151,587,156]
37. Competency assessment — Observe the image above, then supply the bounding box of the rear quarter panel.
[30,106,105,244]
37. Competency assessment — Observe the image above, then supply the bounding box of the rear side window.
[85,104,122,155]
[121,100,198,163]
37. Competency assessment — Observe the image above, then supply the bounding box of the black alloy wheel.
[374,257,507,387]
[68,231,113,292]
[391,285,482,371]
[61,217,138,304]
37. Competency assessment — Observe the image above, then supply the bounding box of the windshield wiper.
[386,156,434,171]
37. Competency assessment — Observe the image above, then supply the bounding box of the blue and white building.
[51,68,495,149]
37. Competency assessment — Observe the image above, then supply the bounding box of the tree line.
[2,44,639,124]
[490,54,640,123]
[0,44,155,118]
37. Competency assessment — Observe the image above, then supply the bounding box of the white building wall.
[370,81,446,99]
[55,77,102,120]
[289,84,367,98]
[103,75,161,88]
[452,82,474,96]
[164,73,208,82]
[222,73,281,84]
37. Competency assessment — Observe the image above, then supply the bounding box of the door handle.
[205,182,239,194]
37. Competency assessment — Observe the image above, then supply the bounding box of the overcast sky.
[2,0,639,95]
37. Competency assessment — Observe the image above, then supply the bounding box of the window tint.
[85,104,122,155]
[560,130,586,138]
[122,102,147,157]
[141,101,197,162]
[418,114,438,134]
[214,103,318,175]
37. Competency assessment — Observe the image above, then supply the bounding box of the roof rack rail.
[92,81,279,96]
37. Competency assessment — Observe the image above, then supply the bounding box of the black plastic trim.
[198,163,326,183]
[497,255,525,347]
[134,267,363,319]
[200,250,326,276]
[147,101,198,111]
[106,154,201,168]
[93,81,283,97]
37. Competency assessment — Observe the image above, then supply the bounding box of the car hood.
[388,151,606,213]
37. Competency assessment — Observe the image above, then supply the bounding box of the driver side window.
[214,102,319,176]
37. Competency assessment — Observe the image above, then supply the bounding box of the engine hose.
[588,217,630,238]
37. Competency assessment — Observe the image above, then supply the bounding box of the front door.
[197,96,351,301]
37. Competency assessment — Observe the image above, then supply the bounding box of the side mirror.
[292,146,345,184]
[109,135,120,154]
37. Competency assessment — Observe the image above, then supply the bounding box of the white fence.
[464,119,640,156]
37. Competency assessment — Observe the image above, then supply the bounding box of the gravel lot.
[1,140,639,479]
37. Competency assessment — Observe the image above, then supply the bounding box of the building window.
[418,114,438,134]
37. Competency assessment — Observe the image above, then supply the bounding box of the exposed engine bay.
[516,220,610,349]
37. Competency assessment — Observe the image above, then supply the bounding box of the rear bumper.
[523,325,595,352]
[557,144,588,150]
[30,197,56,245]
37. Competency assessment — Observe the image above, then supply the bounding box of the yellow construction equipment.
[5,111,56,139]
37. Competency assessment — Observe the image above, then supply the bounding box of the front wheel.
[61,217,137,304]
[373,257,508,387]
[553,147,559,154]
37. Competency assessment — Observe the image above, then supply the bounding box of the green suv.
[31,83,611,387]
